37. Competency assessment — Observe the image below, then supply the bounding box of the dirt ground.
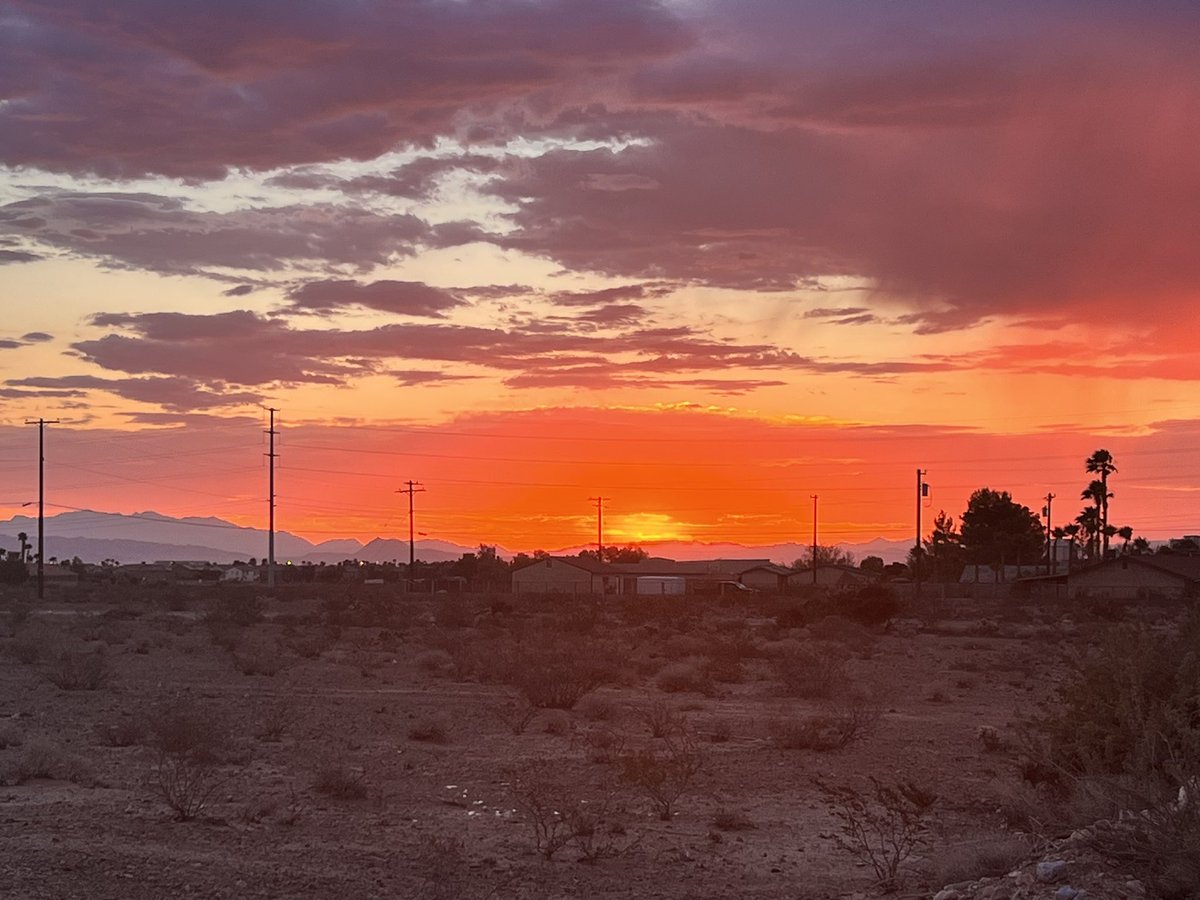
[0,584,1174,899]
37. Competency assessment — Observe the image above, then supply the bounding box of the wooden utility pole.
[589,496,608,560]
[25,418,60,601]
[265,408,278,589]
[1043,493,1055,575]
[915,469,928,599]
[397,481,425,588]
[811,494,818,585]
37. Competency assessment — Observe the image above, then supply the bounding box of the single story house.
[786,564,873,589]
[1068,555,1200,600]
[511,557,781,595]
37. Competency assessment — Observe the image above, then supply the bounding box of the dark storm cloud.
[286,279,465,318]
[0,191,428,274]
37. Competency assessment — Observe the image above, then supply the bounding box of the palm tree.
[16,532,28,563]
[1116,526,1133,554]
[1075,507,1101,559]
[1080,480,1110,558]
[1085,449,1118,557]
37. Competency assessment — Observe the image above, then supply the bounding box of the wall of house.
[511,559,595,595]
[1069,563,1187,600]
[740,570,784,591]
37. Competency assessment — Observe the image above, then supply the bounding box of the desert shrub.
[7,737,93,785]
[408,715,450,744]
[8,627,57,665]
[508,639,619,709]
[655,661,714,696]
[817,778,935,891]
[618,726,706,820]
[542,710,572,736]
[97,717,147,748]
[773,644,845,699]
[433,597,475,629]
[801,586,900,627]
[145,699,232,763]
[808,616,876,654]
[491,695,537,735]
[638,700,687,739]
[1081,794,1200,899]
[581,725,630,764]
[312,757,368,800]
[976,725,1011,754]
[45,647,110,691]
[509,758,631,861]
[1024,616,1200,790]
[708,718,733,743]
[0,720,22,749]
[255,699,293,743]
[6,603,32,633]
[576,693,619,722]
[661,633,709,660]
[769,697,880,752]
[231,641,286,676]
[152,751,224,820]
[205,594,264,627]
[711,809,755,831]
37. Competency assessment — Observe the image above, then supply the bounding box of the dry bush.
[638,699,687,739]
[97,716,147,748]
[491,695,537,735]
[6,737,94,786]
[508,639,619,709]
[152,751,224,820]
[255,699,293,743]
[542,710,572,736]
[711,809,756,831]
[145,699,232,762]
[768,696,880,752]
[1081,793,1200,899]
[232,641,287,676]
[0,719,23,749]
[580,724,630,764]
[408,715,451,744]
[8,627,58,665]
[618,726,706,821]
[773,644,846,699]
[45,647,110,691]
[661,633,709,660]
[576,693,619,722]
[509,759,632,861]
[817,777,936,892]
[655,660,714,696]
[312,756,368,800]
[205,594,265,628]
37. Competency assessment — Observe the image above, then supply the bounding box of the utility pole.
[589,496,608,560]
[1043,492,1055,576]
[25,418,59,601]
[811,494,818,585]
[265,408,278,589]
[397,481,425,589]
[915,469,928,599]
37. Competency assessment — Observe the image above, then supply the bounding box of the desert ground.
[0,583,1190,899]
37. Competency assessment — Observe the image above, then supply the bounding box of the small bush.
[7,737,93,785]
[930,834,1031,887]
[509,759,632,861]
[206,594,264,627]
[255,700,293,743]
[408,716,450,744]
[0,720,23,749]
[576,693,619,722]
[542,710,572,736]
[711,809,755,831]
[413,649,455,674]
[817,777,935,891]
[639,700,687,739]
[97,717,147,748]
[231,642,286,677]
[618,727,706,821]
[312,758,367,800]
[769,697,879,753]
[492,696,537,735]
[655,661,714,696]
[152,751,224,820]
[45,648,110,691]
[773,645,845,699]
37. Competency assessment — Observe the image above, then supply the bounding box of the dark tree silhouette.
[1085,449,1117,557]
[959,489,1044,575]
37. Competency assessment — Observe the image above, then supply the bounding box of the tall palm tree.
[16,531,28,563]
[1116,526,1133,554]
[1079,482,1109,558]
[1076,507,1101,559]
[1085,449,1117,557]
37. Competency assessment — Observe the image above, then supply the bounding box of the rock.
[1054,887,1079,900]
[979,883,1014,900]
[932,890,962,900]
[1037,860,1069,883]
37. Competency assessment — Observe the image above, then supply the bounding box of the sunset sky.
[0,0,1197,552]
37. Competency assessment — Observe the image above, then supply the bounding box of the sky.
[0,0,1197,552]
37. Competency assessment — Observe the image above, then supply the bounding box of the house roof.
[512,556,777,577]
[1072,554,1200,583]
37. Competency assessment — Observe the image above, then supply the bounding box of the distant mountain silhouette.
[0,510,912,566]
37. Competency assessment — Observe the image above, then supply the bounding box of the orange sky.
[0,1,1197,551]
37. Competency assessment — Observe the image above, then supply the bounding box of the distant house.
[786,564,872,589]
[1068,555,1200,600]
[739,563,793,592]
[510,556,784,595]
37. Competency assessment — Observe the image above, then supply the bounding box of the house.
[738,563,793,592]
[786,564,873,589]
[1068,555,1200,600]
[510,556,784,595]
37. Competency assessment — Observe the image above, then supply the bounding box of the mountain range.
[0,510,913,566]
